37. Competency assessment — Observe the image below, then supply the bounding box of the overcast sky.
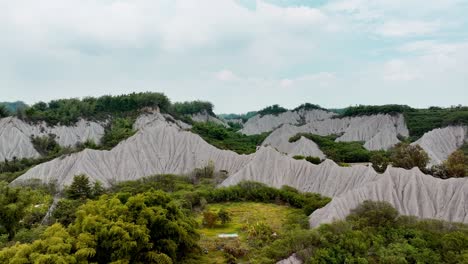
[1,0,467,113]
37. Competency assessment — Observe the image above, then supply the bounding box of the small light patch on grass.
[194,202,303,263]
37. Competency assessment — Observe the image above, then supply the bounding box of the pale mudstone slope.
[262,114,409,156]
[309,166,468,227]
[191,110,228,127]
[413,126,467,165]
[0,117,104,161]
[240,109,335,135]
[277,254,302,264]
[221,148,379,197]
[13,113,252,187]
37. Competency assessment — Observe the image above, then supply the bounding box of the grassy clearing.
[193,202,303,263]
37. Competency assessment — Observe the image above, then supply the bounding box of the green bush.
[289,133,371,163]
[191,122,269,154]
[293,103,326,112]
[292,155,305,160]
[340,104,414,117]
[305,156,321,164]
[171,101,214,116]
[258,104,288,117]
[100,117,136,149]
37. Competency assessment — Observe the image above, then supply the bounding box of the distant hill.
[0,101,28,112]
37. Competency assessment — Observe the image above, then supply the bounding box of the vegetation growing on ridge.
[257,104,288,117]
[191,122,270,154]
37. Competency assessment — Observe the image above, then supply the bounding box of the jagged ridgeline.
[1,94,468,263]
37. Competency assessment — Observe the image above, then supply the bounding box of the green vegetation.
[431,150,468,178]
[171,101,214,116]
[257,104,288,117]
[219,111,257,122]
[292,155,322,165]
[191,122,270,154]
[22,92,171,125]
[389,142,429,171]
[0,105,10,118]
[289,134,371,163]
[0,101,27,113]
[340,104,414,117]
[404,106,468,140]
[100,117,136,149]
[293,103,326,112]
[339,104,468,140]
[196,202,305,263]
[252,200,468,264]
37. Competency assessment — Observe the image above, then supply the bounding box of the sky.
[1,0,467,114]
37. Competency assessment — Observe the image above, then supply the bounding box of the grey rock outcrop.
[0,117,104,161]
[309,166,468,227]
[277,254,302,264]
[413,126,467,165]
[240,109,335,135]
[262,114,409,157]
[13,113,252,188]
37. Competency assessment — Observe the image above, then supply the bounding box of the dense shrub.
[289,133,371,163]
[22,92,171,125]
[191,122,269,154]
[340,104,414,117]
[252,201,468,264]
[0,101,28,113]
[0,105,10,118]
[389,142,429,170]
[100,117,136,149]
[305,156,321,165]
[257,104,288,117]
[404,106,468,140]
[293,103,326,112]
[219,111,257,122]
[171,101,214,116]
[30,134,61,156]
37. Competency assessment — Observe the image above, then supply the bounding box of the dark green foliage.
[340,104,414,117]
[293,103,326,112]
[305,156,321,165]
[65,175,104,200]
[370,150,390,173]
[100,117,136,149]
[191,122,269,154]
[0,101,28,113]
[290,133,371,163]
[292,155,305,160]
[257,104,288,117]
[404,106,468,140]
[390,142,429,170]
[0,183,32,240]
[204,181,331,216]
[0,105,10,118]
[52,199,83,226]
[111,174,195,195]
[218,208,231,225]
[171,101,214,116]
[30,134,61,156]
[252,201,468,264]
[219,111,258,122]
[227,121,243,130]
[22,92,171,125]
[460,142,468,156]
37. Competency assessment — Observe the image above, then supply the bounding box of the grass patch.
[194,202,304,263]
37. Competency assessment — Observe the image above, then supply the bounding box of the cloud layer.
[1,0,467,113]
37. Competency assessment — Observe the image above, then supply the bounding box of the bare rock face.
[221,149,379,197]
[413,126,467,165]
[277,254,302,264]
[13,113,253,188]
[262,114,409,157]
[0,117,105,161]
[309,166,468,227]
[240,109,335,135]
[191,110,228,127]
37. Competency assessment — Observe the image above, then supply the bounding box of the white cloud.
[215,69,239,81]
[383,59,420,81]
[377,20,440,37]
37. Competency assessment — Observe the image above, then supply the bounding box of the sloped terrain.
[240,109,335,135]
[0,117,104,161]
[13,112,253,187]
[413,125,467,165]
[309,166,468,227]
[262,114,409,156]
